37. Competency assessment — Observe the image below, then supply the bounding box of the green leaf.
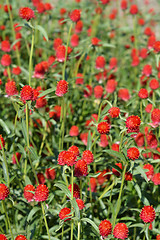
[0,119,10,134]
[71,198,80,219]
[27,207,40,222]
[38,87,56,98]
[135,166,148,183]
[104,149,126,161]
[129,223,144,228]
[21,119,27,144]
[87,130,92,150]
[82,218,99,236]
[119,217,136,222]
[54,182,71,199]
[35,25,49,41]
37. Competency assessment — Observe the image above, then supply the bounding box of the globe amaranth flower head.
[140,206,156,223]
[0,234,8,240]
[113,223,129,239]
[19,7,35,21]
[55,80,68,97]
[0,183,9,200]
[99,219,112,238]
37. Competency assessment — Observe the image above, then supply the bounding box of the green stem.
[2,201,14,240]
[39,122,47,156]
[140,101,143,122]
[61,224,64,240]
[77,221,81,240]
[41,202,51,240]
[0,140,9,187]
[29,30,35,86]
[98,180,115,201]
[62,23,73,80]
[7,67,11,80]
[70,166,74,240]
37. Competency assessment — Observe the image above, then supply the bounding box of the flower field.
[0,0,160,239]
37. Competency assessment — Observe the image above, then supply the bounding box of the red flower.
[145,104,153,113]
[37,173,45,184]
[138,88,148,99]
[82,150,94,165]
[91,37,101,46]
[59,208,71,221]
[69,125,79,136]
[140,206,156,223]
[99,134,109,147]
[57,151,66,166]
[112,163,122,177]
[68,183,80,198]
[24,184,35,202]
[76,199,85,210]
[1,54,11,66]
[125,172,133,181]
[152,173,160,185]
[70,34,79,47]
[36,97,47,108]
[121,0,127,10]
[142,64,152,77]
[76,73,84,85]
[0,184,9,200]
[139,48,148,59]
[144,27,153,36]
[53,38,63,50]
[1,40,11,52]
[126,115,141,133]
[118,88,130,101]
[45,168,56,180]
[5,81,18,96]
[56,45,66,62]
[153,41,160,53]
[20,85,33,103]
[97,122,110,134]
[74,159,88,177]
[94,85,103,99]
[55,80,68,97]
[97,169,110,184]
[95,56,106,69]
[68,145,80,156]
[149,79,159,90]
[135,132,144,147]
[111,143,119,151]
[146,132,158,148]
[109,57,117,70]
[151,109,160,125]
[0,135,5,150]
[156,235,160,240]
[12,152,21,164]
[113,223,129,239]
[4,4,12,12]
[84,85,92,98]
[100,0,110,4]
[34,184,49,202]
[15,236,27,240]
[19,7,35,21]
[89,178,97,192]
[69,9,81,22]
[143,164,154,181]
[59,150,77,166]
[12,66,21,75]
[109,107,120,118]
[127,147,140,160]
[99,219,112,237]
[0,234,8,240]
[130,4,138,15]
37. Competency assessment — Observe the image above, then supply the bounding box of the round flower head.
[57,150,66,166]
[37,173,45,184]
[5,81,18,96]
[20,85,33,102]
[156,235,160,240]
[74,159,88,177]
[0,184,9,200]
[45,168,56,180]
[53,38,63,50]
[97,122,110,134]
[142,64,152,77]
[143,164,154,181]
[69,9,81,22]
[94,85,103,99]
[118,88,130,101]
[76,199,85,210]
[0,135,5,150]
[75,20,83,33]
[68,145,80,156]
[127,147,140,160]
[130,4,138,14]
[113,223,129,239]
[121,0,127,10]
[69,125,79,136]
[60,150,77,166]
[153,41,160,53]
[126,115,141,133]
[151,109,160,125]
[15,235,27,240]
[140,206,156,223]
[109,107,120,118]
[55,80,68,97]
[138,89,148,99]
[1,40,11,52]
[19,7,35,21]
[99,219,112,238]
[1,54,11,66]
[99,134,109,147]
[12,66,21,75]
[70,34,79,47]
[149,79,159,90]
[12,152,21,164]
[59,207,71,221]
[82,150,94,165]
[84,85,92,98]
[100,0,110,4]
[68,183,80,199]
[36,97,47,109]
[95,56,106,69]
[125,172,133,181]
[34,184,49,202]
[152,173,160,185]
[24,184,35,202]
[56,45,66,62]
[0,234,8,240]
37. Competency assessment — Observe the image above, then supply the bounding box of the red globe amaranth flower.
[151,109,160,125]
[69,125,79,136]
[76,199,85,210]
[15,235,27,240]
[4,4,12,13]
[24,184,35,202]
[55,80,68,97]
[99,134,109,147]
[56,45,66,62]
[12,66,21,75]
[112,163,122,177]
[91,37,101,46]
[36,97,47,109]
[152,173,160,185]
[156,235,160,240]
[21,85,33,102]
[70,34,79,47]
[139,48,148,59]
[89,177,97,192]
[45,168,56,180]
[5,81,18,96]
[75,20,83,33]
[138,89,148,99]
[127,147,140,160]
[97,169,110,184]
[53,38,63,50]
[84,85,92,98]
[121,0,127,10]
[153,41,160,53]
[130,4,138,15]
[59,207,71,221]
[95,56,106,69]
[94,85,103,98]
[76,73,84,85]
[1,40,11,52]
[100,0,110,4]
[118,88,130,101]
[111,143,119,151]
[34,184,49,202]
[19,7,35,21]
[135,132,144,147]
[57,151,66,166]
[0,234,8,240]
[113,223,129,239]
[145,104,153,113]
[109,107,120,118]
[126,115,141,133]
[125,172,133,181]
[68,145,80,157]
[99,220,112,238]
[143,164,154,181]
[69,9,81,22]
[142,64,152,77]
[60,150,77,166]
[74,159,88,177]
[0,135,5,150]
[82,150,94,165]
[12,152,21,164]
[109,57,117,70]
[140,206,156,223]
[97,122,110,134]
[1,54,11,66]
[37,173,45,184]
[149,79,159,90]
[146,132,158,148]
[0,184,9,200]
[68,183,80,198]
